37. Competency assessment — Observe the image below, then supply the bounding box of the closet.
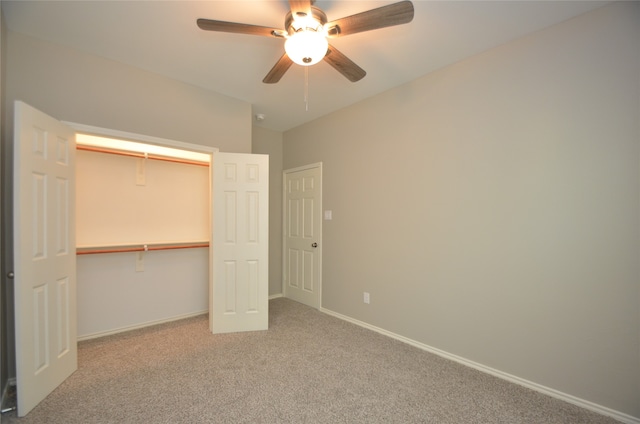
[13,103,269,417]
[75,134,211,339]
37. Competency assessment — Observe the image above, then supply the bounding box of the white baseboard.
[79,297,285,341]
[320,307,639,424]
[77,310,208,341]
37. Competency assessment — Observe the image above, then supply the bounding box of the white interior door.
[13,101,77,416]
[283,163,322,309]
[211,152,269,333]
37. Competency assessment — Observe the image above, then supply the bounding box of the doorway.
[73,131,212,340]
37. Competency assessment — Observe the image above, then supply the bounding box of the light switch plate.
[324,210,333,220]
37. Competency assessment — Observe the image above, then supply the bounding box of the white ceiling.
[2,0,610,132]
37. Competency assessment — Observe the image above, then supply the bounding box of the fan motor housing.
[285,6,328,35]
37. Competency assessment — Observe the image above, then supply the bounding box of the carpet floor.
[3,298,621,423]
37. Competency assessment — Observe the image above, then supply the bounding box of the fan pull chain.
[304,66,309,112]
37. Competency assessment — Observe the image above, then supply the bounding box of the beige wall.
[252,125,284,297]
[284,2,639,419]
[0,5,10,401]
[4,31,252,153]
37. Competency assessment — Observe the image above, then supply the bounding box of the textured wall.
[5,31,251,153]
[252,125,284,297]
[284,2,639,419]
[0,5,12,401]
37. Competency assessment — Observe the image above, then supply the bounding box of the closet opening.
[73,130,215,341]
[13,104,269,417]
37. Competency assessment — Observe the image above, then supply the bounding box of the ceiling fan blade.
[323,44,366,82]
[289,0,312,19]
[197,18,283,38]
[263,53,294,84]
[326,1,414,37]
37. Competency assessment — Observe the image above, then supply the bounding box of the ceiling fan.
[197,0,414,84]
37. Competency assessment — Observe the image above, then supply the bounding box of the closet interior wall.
[76,147,210,339]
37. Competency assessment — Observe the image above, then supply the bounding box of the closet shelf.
[77,241,209,255]
[76,145,209,167]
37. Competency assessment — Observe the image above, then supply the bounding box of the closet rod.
[76,145,209,167]
[77,242,209,255]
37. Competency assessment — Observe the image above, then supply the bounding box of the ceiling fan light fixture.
[197,1,415,83]
[285,30,328,66]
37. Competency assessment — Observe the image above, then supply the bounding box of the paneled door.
[283,163,322,309]
[211,153,269,333]
[13,101,77,416]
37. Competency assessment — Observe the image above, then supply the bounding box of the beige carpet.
[3,298,620,423]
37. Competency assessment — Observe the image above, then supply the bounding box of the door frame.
[282,162,322,309]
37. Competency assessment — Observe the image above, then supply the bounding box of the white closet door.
[211,152,269,333]
[13,101,77,416]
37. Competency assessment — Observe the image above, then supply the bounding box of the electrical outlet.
[363,292,370,304]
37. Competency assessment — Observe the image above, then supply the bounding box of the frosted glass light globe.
[285,30,328,66]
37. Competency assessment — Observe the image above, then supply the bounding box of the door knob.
[311,243,318,248]
[7,271,14,279]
